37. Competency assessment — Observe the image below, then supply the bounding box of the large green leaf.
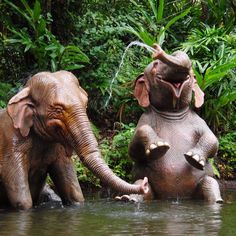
[147,0,158,23]
[156,7,191,44]
[123,26,155,46]
[156,0,164,22]
[163,7,191,33]
[192,67,203,87]
[203,58,236,90]
[217,91,236,108]
[33,0,41,22]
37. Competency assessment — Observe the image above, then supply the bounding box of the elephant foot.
[145,141,170,159]
[115,179,154,202]
[185,152,205,170]
[115,194,142,203]
[216,198,224,204]
[198,176,223,204]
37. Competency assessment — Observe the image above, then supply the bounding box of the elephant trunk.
[152,44,191,69]
[152,44,191,78]
[68,108,147,194]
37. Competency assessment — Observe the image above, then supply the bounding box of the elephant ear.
[191,70,205,108]
[7,87,35,137]
[134,74,150,107]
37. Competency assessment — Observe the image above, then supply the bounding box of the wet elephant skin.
[0,71,148,210]
[126,45,223,203]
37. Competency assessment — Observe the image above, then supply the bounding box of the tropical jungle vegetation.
[0,0,235,190]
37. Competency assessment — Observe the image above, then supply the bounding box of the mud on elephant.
[0,71,148,210]
[116,44,223,203]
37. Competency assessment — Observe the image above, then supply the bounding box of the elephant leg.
[48,148,84,205]
[185,125,218,170]
[129,124,170,162]
[115,179,154,202]
[28,170,48,205]
[196,176,223,203]
[2,155,32,210]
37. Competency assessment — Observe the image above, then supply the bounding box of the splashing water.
[104,41,156,107]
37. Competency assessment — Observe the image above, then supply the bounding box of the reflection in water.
[0,191,236,236]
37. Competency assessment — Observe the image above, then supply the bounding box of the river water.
[0,189,236,236]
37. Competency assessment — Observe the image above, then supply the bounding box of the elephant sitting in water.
[116,44,223,203]
[0,71,148,210]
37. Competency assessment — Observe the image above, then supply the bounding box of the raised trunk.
[152,44,191,78]
[68,109,147,194]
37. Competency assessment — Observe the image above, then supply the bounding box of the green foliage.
[217,132,236,179]
[181,24,236,134]
[100,123,135,181]
[0,81,21,108]
[199,0,236,30]
[74,8,148,124]
[209,158,220,178]
[3,0,89,72]
[0,82,13,108]
[123,0,191,46]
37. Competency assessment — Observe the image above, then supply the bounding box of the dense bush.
[181,24,236,134]
[217,132,236,179]
[2,0,89,75]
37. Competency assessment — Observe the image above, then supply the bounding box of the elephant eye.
[54,107,63,114]
[55,109,61,114]
[50,105,64,115]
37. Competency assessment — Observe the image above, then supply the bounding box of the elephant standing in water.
[0,71,148,210]
[117,44,223,203]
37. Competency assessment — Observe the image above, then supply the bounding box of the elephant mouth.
[160,76,191,99]
[173,82,182,89]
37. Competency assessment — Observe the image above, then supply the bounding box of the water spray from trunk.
[104,41,156,107]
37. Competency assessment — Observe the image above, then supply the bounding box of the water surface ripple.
[0,190,236,236]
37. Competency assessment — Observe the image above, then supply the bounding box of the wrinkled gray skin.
[0,71,148,210]
[117,45,223,203]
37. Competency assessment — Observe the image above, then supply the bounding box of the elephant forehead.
[54,87,87,104]
[30,71,78,88]
[28,72,87,105]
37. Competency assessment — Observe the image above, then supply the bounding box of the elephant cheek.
[179,82,193,108]
[150,82,173,109]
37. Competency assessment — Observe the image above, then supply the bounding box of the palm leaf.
[157,7,191,44]
[203,58,236,90]
[156,0,164,22]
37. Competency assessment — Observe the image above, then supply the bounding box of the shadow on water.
[0,189,236,236]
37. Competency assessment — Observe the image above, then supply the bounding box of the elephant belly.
[134,126,207,199]
[147,157,203,199]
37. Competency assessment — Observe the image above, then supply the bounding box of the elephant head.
[134,44,204,111]
[7,71,148,195]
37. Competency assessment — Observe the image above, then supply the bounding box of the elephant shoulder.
[137,111,154,127]
[188,110,215,134]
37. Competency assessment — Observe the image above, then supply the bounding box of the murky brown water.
[0,189,236,236]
